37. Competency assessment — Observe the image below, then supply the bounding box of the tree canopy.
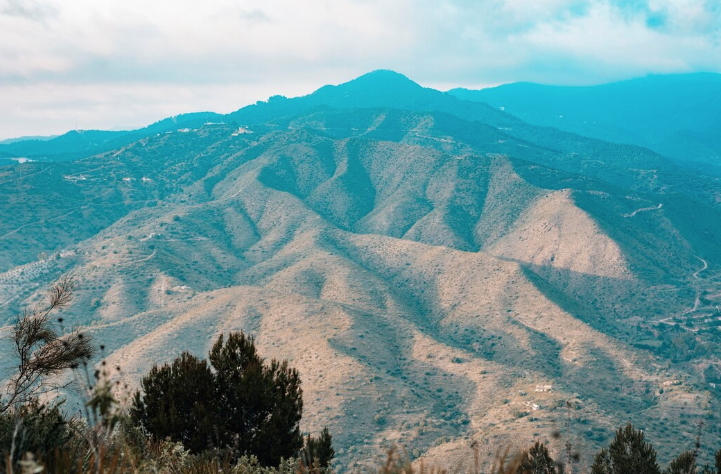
[131,331,306,466]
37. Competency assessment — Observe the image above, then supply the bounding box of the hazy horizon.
[2,0,720,140]
[2,68,721,142]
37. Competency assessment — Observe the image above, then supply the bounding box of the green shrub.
[519,440,557,474]
[300,427,334,470]
[0,401,74,465]
[592,423,660,474]
[665,451,697,474]
[131,331,305,466]
[130,352,219,453]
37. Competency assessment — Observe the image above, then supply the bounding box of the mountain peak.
[310,70,422,100]
[348,69,419,87]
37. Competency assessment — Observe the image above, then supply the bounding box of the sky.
[1,0,720,140]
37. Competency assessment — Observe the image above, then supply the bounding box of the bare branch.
[47,275,75,310]
[27,331,94,376]
[1,276,94,414]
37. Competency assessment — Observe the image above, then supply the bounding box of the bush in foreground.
[301,427,335,470]
[519,441,557,474]
[0,401,73,465]
[592,423,660,474]
[131,332,305,466]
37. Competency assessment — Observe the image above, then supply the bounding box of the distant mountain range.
[0,135,58,145]
[1,71,720,470]
[4,71,721,171]
[450,73,721,170]
[0,112,223,165]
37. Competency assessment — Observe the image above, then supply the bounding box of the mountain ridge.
[0,73,720,470]
[449,72,721,169]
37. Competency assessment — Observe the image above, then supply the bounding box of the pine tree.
[132,332,308,465]
[302,427,335,470]
[716,448,721,474]
[519,440,557,474]
[666,451,696,474]
[591,449,613,474]
[591,424,660,474]
[209,332,304,465]
[130,352,219,453]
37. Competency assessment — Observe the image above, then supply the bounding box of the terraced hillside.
[1,72,720,470]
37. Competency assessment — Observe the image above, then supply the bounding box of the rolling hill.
[1,72,720,470]
[0,112,224,163]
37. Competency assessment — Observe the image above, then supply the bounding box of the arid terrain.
[1,71,720,470]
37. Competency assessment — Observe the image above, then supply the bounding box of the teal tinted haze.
[1,0,720,139]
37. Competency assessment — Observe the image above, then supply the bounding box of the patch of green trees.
[518,424,721,474]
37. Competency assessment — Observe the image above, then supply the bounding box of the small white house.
[63,174,87,181]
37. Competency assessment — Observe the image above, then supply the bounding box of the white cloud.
[0,0,719,138]
[517,2,718,78]
[0,79,325,139]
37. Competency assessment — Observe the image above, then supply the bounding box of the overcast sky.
[1,0,720,140]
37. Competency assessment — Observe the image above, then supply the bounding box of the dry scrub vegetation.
[2,280,720,474]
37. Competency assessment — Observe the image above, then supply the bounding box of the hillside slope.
[1,75,720,470]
